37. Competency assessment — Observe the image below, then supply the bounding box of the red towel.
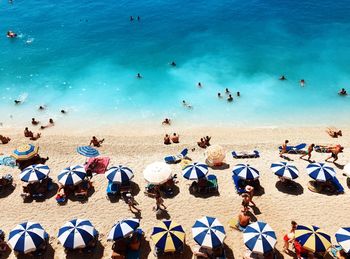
[85,157,110,174]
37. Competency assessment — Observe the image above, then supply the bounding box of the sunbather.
[236,209,251,231]
[280,140,289,158]
[112,238,127,258]
[300,144,315,161]
[89,136,104,147]
[204,136,211,146]
[326,128,342,138]
[30,133,41,141]
[164,134,171,145]
[40,118,54,129]
[0,135,10,144]
[283,221,297,253]
[244,185,256,207]
[31,118,39,125]
[24,127,34,138]
[197,138,207,148]
[171,133,179,143]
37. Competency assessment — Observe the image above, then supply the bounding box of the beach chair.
[164,148,188,164]
[206,175,218,193]
[232,150,260,159]
[278,143,307,154]
[232,175,246,194]
[106,181,119,199]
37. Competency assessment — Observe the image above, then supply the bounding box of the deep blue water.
[1,0,350,127]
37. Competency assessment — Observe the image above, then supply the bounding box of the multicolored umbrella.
[295,225,331,252]
[77,146,99,157]
[12,144,39,161]
[58,219,98,249]
[306,163,336,182]
[182,162,208,180]
[243,221,277,253]
[271,162,299,180]
[106,165,134,184]
[335,227,350,253]
[151,220,185,252]
[192,216,226,249]
[8,221,47,254]
[20,164,50,183]
[107,218,140,241]
[205,145,226,165]
[58,165,86,186]
[232,164,259,180]
[143,162,172,184]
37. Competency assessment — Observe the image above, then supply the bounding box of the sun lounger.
[278,143,307,154]
[0,156,16,168]
[232,174,246,194]
[85,157,110,174]
[232,150,260,159]
[314,146,330,153]
[164,148,188,164]
[206,175,218,192]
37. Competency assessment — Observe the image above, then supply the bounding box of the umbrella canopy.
[344,163,350,177]
[12,144,39,161]
[151,220,185,253]
[58,219,98,249]
[336,227,350,253]
[143,162,172,184]
[77,146,99,158]
[58,165,86,186]
[205,145,225,165]
[182,162,208,180]
[232,164,259,180]
[107,218,140,241]
[243,221,277,254]
[20,164,50,183]
[306,163,336,182]
[8,221,47,254]
[192,216,226,249]
[106,165,134,184]
[270,162,299,180]
[295,225,331,252]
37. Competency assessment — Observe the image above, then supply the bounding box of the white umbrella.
[205,145,225,166]
[143,162,172,184]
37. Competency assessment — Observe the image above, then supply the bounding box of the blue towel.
[232,175,245,194]
[106,181,118,194]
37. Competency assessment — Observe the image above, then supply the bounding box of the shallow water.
[1,0,350,127]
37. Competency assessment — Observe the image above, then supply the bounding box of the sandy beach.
[0,126,350,258]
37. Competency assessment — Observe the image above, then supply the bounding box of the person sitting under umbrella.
[0,230,8,254]
[89,136,104,147]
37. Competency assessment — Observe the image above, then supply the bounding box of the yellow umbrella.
[295,225,331,252]
[205,145,225,166]
[151,220,185,252]
[12,144,39,161]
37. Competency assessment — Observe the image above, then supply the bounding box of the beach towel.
[85,157,110,174]
[0,156,16,168]
[278,143,307,154]
[164,148,188,163]
[232,150,260,159]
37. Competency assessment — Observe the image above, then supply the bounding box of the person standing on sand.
[283,221,297,253]
[300,144,315,161]
[325,145,343,163]
[153,190,166,212]
[280,140,289,158]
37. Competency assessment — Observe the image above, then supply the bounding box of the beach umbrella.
[107,218,140,241]
[270,162,299,180]
[8,221,47,254]
[205,145,225,165]
[192,216,226,249]
[336,227,350,253]
[77,146,99,158]
[151,220,185,253]
[106,165,134,184]
[58,219,98,250]
[143,162,172,184]
[58,165,86,186]
[20,164,50,183]
[344,163,350,177]
[243,221,277,253]
[295,225,331,252]
[12,144,39,161]
[232,164,259,180]
[182,162,208,180]
[306,163,336,182]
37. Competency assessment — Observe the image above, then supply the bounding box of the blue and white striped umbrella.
[58,219,98,250]
[20,164,50,183]
[8,221,47,254]
[243,221,277,253]
[106,166,134,184]
[192,216,226,249]
[107,218,140,241]
[182,162,209,180]
[306,163,336,182]
[232,164,259,180]
[336,227,350,253]
[270,162,299,180]
[77,146,99,158]
[58,165,86,186]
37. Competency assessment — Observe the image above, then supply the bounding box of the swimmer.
[279,75,286,80]
[198,82,202,87]
[136,73,142,78]
[339,88,347,96]
[237,91,240,97]
[14,100,21,104]
[39,105,45,110]
[130,16,134,21]
[218,93,222,98]
[225,88,230,94]
[182,100,187,106]
[7,31,17,38]
[170,61,176,67]
[61,109,67,114]
[227,94,233,102]
[137,16,140,21]
[300,79,305,87]
[32,118,39,126]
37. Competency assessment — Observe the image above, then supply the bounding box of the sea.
[1,0,350,128]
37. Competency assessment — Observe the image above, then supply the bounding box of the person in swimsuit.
[164,134,171,145]
[300,79,305,87]
[339,88,347,95]
[236,209,251,231]
[280,140,289,158]
[279,75,286,80]
[227,94,233,102]
[283,221,297,252]
[32,118,39,125]
[300,144,315,161]
[171,133,179,143]
[325,145,343,163]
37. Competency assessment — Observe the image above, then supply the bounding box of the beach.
[0,126,349,258]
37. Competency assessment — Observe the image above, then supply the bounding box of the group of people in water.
[218,88,240,102]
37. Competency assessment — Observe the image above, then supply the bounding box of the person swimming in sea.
[61,109,67,114]
[32,118,39,125]
[279,75,286,80]
[339,88,347,96]
[137,16,140,21]
[39,105,45,110]
[136,73,142,78]
[130,16,134,21]
[170,61,176,67]
[227,94,233,102]
[300,79,305,87]
[218,93,222,98]
[7,31,17,38]
[225,88,230,94]
[14,100,21,104]
[182,100,193,109]
[198,82,202,88]
[237,91,240,97]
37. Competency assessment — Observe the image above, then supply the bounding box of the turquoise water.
[1,0,350,127]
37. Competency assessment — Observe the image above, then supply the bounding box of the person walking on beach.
[283,221,297,253]
[300,144,315,161]
[153,190,166,212]
[280,140,289,158]
[325,145,343,163]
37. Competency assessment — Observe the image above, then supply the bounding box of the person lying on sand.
[40,118,54,129]
[24,127,34,138]
[30,133,41,141]
[162,118,171,125]
[171,133,179,143]
[89,136,104,147]
[164,134,171,145]
[326,128,342,138]
[0,135,10,144]
[31,118,39,125]
[300,144,315,161]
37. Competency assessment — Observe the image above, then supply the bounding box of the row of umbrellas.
[7,218,350,255]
